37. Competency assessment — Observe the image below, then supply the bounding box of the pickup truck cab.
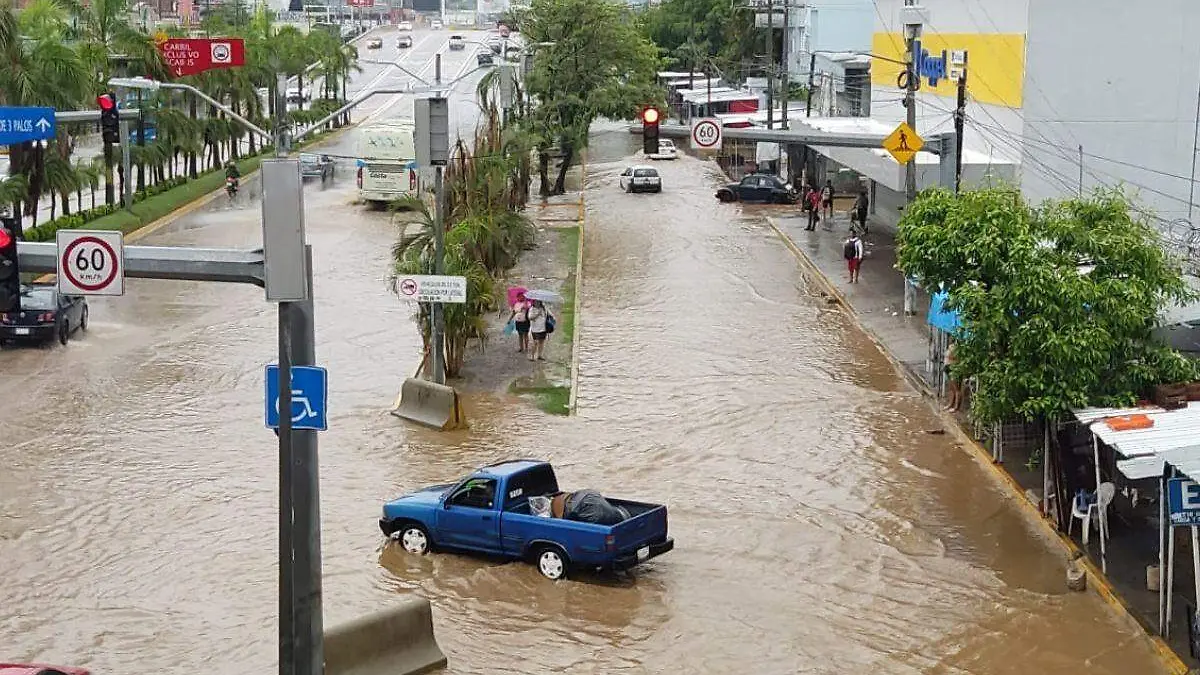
[380,460,673,580]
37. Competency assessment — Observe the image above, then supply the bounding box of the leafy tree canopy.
[639,0,762,80]
[897,186,1200,424]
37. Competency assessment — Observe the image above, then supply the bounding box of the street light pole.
[902,1,921,316]
[430,53,447,385]
[766,0,775,130]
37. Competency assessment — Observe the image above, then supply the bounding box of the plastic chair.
[1069,482,1116,546]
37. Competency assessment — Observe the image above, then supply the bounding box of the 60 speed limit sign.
[690,117,723,151]
[57,229,125,296]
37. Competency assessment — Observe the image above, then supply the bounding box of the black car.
[715,173,799,204]
[0,284,88,346]
[477,52,494,66]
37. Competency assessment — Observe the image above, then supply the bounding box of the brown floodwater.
[0,106,1169,674]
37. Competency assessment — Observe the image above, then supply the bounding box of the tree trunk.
[61,192,70,216]
[537,150,550,198]
[188,97,199,179]
[342,75,349,126]
[552,145,573,195]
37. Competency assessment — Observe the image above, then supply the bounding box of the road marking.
[361,45,480,126]
[350,32,440,99]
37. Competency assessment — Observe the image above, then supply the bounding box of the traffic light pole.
[120,120,133,212]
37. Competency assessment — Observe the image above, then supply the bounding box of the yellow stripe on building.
[870,32,1026,108]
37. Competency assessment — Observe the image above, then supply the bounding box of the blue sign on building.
[265,364,328,431]
[1167,477,1200,526]
[0,107,56,145]
[913,40,949,87]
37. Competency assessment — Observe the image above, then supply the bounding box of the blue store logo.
[913,39,948,87]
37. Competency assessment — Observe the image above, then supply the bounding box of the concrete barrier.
[391,378,466,430]
[325,599,448,675]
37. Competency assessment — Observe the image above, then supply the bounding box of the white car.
[397,33,413,48]
[619,165,662,194]
[448,35,465,50]
[366,37,383,49]
[398,20,413,31]
[649,139,677,160]
[430,19,443,29]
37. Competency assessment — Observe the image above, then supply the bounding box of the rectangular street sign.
[156,37,246,78]
[0,107,56,145]
[1168,477,1200,526]
[265,364,328,431]
[395,274,467,303]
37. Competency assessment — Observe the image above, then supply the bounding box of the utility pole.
[103,135,115,206]
[902,0,921,316]
[780,0,789,130]
[136,89,146,192]
[805,51,815,117]
[765,0,775,130]
[953,52,967,194]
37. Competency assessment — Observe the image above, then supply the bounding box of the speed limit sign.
[691,117,723,151]
[57,229,125,296]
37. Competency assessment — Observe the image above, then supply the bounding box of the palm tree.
[0,175,29,233]
[43,140,78,219]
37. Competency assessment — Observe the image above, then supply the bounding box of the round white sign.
[61,235,119,293]
[692,119,721,148]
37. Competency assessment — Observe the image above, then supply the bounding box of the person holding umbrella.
[508,288,531,353]
[524,289,561,362]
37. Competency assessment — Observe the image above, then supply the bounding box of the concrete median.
[391,378,466,430]
[324,598,448,675]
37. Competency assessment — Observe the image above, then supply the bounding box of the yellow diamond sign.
[883,122,924,164]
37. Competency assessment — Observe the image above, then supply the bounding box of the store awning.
[1073,403,1200,480]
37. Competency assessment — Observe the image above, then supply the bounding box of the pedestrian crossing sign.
[883,122,924,164]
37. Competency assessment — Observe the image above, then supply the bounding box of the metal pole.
[766,0,775,130]
[954,53,967,194]
[902,4,920,316]
[136,89,146,193]
[1161,472,1168,635]
[277,299,295,675]
[103,138,115,206]
[277,73,290,157]
[120,119,133,211]
[431,165,446,385]
[1078,144,1084,197]
[780,0,789,130]
[290,245,323,675]
[435,52,442,86]
[805,51,816,117]
[1190,76,1200,221]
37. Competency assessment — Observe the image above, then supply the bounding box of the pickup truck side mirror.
[442,499,452,509]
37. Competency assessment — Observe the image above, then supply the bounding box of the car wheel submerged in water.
[716,189,736,202]
[535,545,569,580]
[398,524,431,555]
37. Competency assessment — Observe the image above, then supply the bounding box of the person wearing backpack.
[820,180,835,221]
[843,232,864,283]
[527,300,554,362]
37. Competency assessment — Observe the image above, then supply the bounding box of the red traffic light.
[97,94,116,110]
[642,108,660,124]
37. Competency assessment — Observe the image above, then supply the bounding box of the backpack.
[843,239,857,260]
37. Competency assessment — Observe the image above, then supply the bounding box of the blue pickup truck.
[379,460,674,580]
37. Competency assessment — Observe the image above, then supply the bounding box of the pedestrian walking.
[852,188,870,234]
[804,186,821,231]
[943,341,963,412]
[843,232,864,283]
[820,180,835,221]
[527,300,553,361]
[509,292,531,353]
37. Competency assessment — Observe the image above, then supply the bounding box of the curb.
[764,216,1191,675]
[33,123,361,283]
[567,151,586,414]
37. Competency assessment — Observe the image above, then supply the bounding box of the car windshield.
[634,168,658,177]
[21,288,56,310]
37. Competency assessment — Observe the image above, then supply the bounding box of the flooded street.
[0,94,1169,675]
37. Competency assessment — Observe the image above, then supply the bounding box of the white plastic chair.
[1069,482,1115,546]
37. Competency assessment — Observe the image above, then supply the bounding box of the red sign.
[347,0,374,6]
[156,37,245,78]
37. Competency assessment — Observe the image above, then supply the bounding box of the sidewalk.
[766,209,1196,674]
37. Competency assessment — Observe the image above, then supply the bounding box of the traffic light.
[0,218,20,314]
[641,107,660,155]
[98,93,119,144]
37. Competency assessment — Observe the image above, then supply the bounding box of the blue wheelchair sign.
[265,364,328,431]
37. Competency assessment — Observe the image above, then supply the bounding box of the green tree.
[639,0,762,80]
[897,186,1199,424]
[524,0,661,194]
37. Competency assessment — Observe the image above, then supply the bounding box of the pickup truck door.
[435,478,502,552]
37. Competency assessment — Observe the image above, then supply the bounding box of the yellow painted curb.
[567,151,586,414]
[33,124,360,284]
[764,217,1192,675]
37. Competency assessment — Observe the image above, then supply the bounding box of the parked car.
[380,460,674,580]
[715,173,798,203]
[0,284,88,346]
[476,51,494,66]
[448,35,465,50]
[397,33,413,48]
[618,165,662,193]
[649,139,677,160]
[0,664,90,675]
[366,37,382,49]
[300,153,335,183]
[398,20,413,31]
[430,19,443,29]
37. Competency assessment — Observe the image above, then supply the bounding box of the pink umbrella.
[507,286,528,307]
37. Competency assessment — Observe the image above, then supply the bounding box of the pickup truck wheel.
[536,547,568,580]
[399,525,431,554]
